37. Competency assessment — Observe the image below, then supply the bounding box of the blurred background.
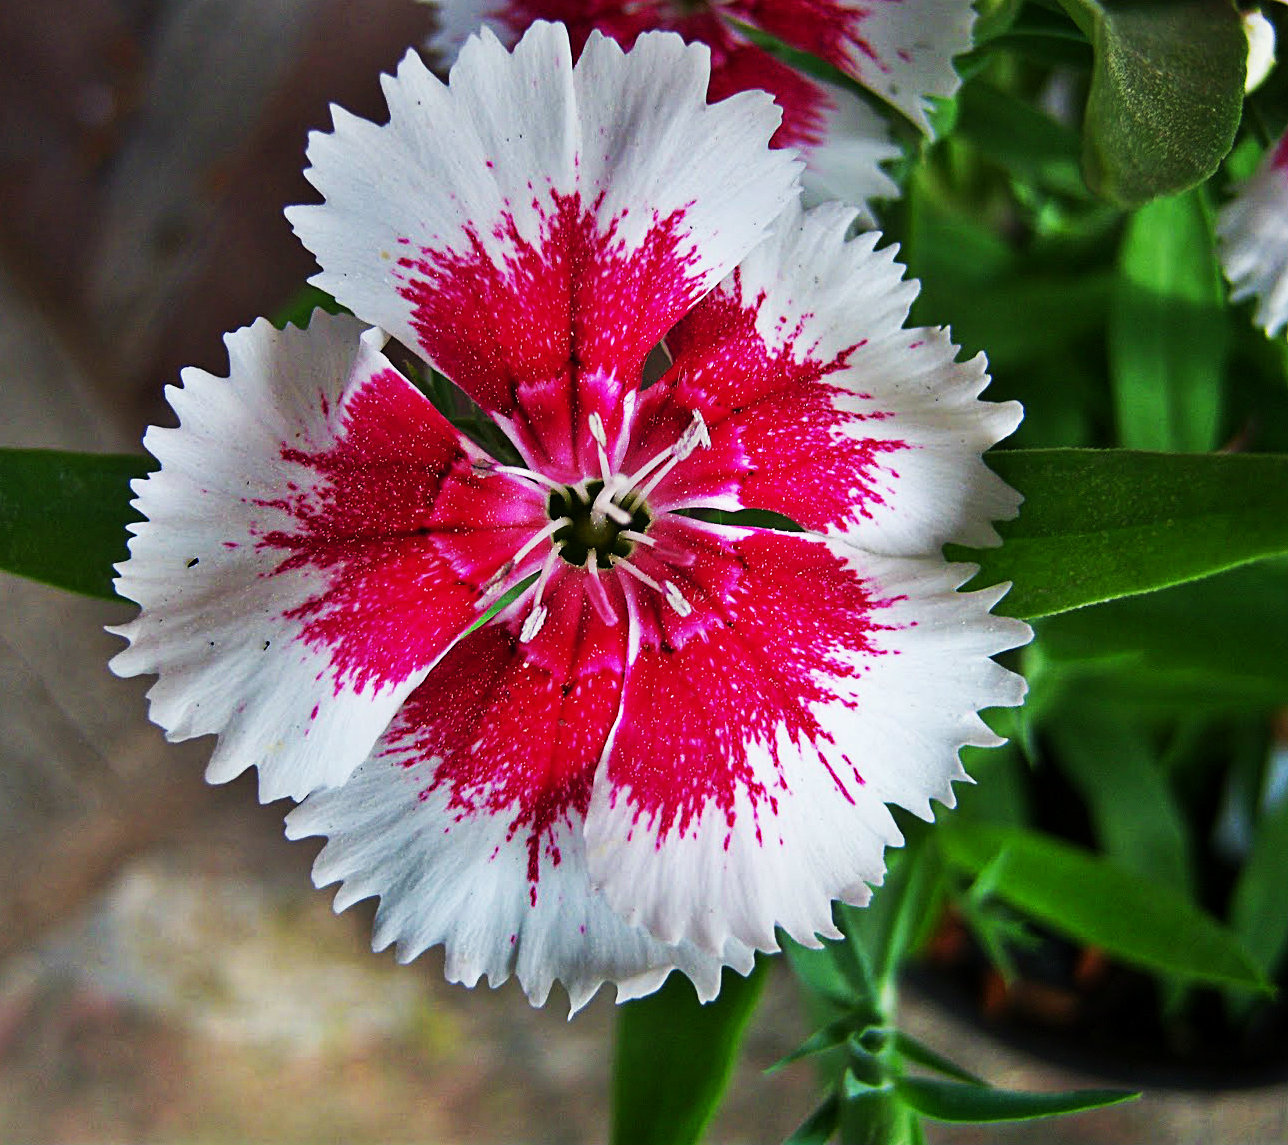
[0,1,1284,1141]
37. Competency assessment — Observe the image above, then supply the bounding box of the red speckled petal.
[288,23,799,425]
[430,3,900,212]
[633,200,1022,556]
[286,568,753,1010]
[584,518,1030,955]
[109,314,545,802]
[1219,132,1288,337]
[726,0,976,133]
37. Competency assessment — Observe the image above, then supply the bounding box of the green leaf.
[949,450,1288,619]
[890,1030,985,1087]
[784,1096,839,1145]
[895,1076,1137,1123]
[955,80,1087,198]
[1230,787,1288,976]
[0,449,153,601]
[1035,562,1288,712]
[841,831,942,993]
[272,284,347,328]
[1110,189,1226,452]
[936,823,1269,990]
[933,272,1111,371]
[1045,704,1193,895]
[1059,0,1245,204]
[611,962,765,1145]
[770,1016,853,1072]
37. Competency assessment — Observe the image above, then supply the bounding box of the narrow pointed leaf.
[1231,790,1288,975]
[891,1030,986,1087]
[950,450,1288,619]
[769,1016,853,1072]
[895,1076,1137,1123]
[611,962,766,1145]
[937,824,1269,990]
[785,1095,840,1145]
[0,449,153,601]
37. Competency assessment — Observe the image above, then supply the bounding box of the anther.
[664,580,693,617]
[673,410,710,460]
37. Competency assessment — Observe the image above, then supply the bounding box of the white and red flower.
[431,0,979,208]
[1219,131,1288,337]
[110,23,1028,1009]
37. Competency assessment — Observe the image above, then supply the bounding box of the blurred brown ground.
[0,2,1285,1141]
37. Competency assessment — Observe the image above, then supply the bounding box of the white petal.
[288,23,799,417]
[585,524,1030,955]
[647,198,1021,553]
[109,314,533,802]
[1219,133,1288,337]
[799,82,902,215]
[285,606,752,1011]
[719,0,974,133]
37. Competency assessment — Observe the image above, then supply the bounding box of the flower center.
[547,481,652,568]
[480,409,710,643]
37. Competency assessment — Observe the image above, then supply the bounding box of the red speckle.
[626,270,908,530]
[309,704,319,720]
[726,0,881,72]
[494,0,874,152]
[253,367,544,695]
[383,573,626,901]
[393,191,704,419]
[607,525,904,846]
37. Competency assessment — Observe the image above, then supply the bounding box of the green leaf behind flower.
[0,449,153,601]
[937,823,1269,990]
[611,961,766,1145]
[951,450,1288,618]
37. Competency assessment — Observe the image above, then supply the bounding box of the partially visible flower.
[430,0,979,209]
[1219,131,1288,337]
[1243,8,1276,93]
[110,23,1028,1010]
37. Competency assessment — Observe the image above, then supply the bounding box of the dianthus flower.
[110,23,1029,1009]
[1219,130,1288,337]
[431,0,978,208]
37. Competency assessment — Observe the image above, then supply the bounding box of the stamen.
[591,476,632,525]
[518,547,562,640]
[615,558,662,592]
[588,412,613,484]
[519,604,547,643]
[496,465,564,493]
[626,411,712,505]
[673,410,711,460]
[473,559,515,609]
[664,580,693,617]
[509,516,570,569]
[620,529,655,547]
[584,550,618,625]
